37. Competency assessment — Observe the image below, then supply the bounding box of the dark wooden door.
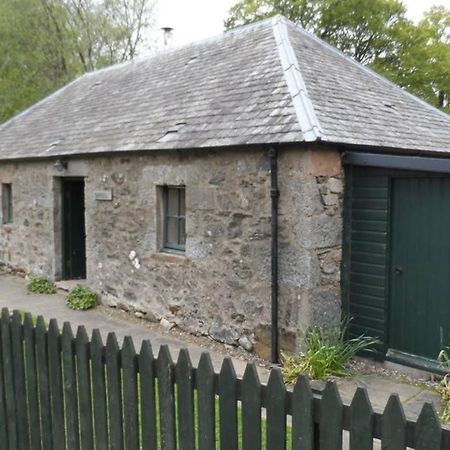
[62,179,86,280]
[389,177,450,360]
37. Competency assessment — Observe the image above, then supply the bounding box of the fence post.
[91,329,108,450]
[266,368,287,450]
[48,319,65,450]
[106,332,123,450]
[23,313,41,450]
[139,340,157,450]
[11,310,29,450]
[349,387,373,450]
[382,394,406,449]
[219,358,238,450]
[241,363,262,450]
[122,336,139,450]
[176,348,195,450]
[415,403,441,450]
[61,322,79,450]
[35,315,52,450]
[76,326,94,450]
[157,345,176,450]
[292,375,314,450]
[1,308,17,450]
[197,352,216,450]
[319,381,343,450]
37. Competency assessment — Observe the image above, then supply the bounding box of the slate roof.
[0,15,449,160]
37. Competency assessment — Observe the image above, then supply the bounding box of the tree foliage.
[0,0,155,122]
[225,0,450,111]
[373,6,450,111]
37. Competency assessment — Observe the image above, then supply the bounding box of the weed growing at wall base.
[282,320,378,381]
[27,277,56,294]
[438,350,450,422]
[66,285,97,310]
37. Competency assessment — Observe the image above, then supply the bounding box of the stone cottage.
[0,16,449,367]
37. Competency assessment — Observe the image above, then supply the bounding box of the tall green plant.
[282,320,378,381]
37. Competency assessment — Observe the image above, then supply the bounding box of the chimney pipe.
[161,27,174,47]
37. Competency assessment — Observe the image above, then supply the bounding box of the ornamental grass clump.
[66,285,97,310]
[282,320,378,382]
[27,277,56,294]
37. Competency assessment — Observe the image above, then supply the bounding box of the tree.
[0,0,156,123]
[225,0,407,63]
[373,6,450,111]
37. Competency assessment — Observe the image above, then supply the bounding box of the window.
[163,186,186,252]
[2,184,12,224]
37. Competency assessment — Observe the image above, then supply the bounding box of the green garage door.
[389,177,450,360]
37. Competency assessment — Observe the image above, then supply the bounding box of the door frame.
[53,176,86,280]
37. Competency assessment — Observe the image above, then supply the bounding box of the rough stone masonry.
[0,145,343,358]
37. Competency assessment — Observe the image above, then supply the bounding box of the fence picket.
[139,340,157,450]
[48,319,65,450]
[62,322,80,450]
[91,329,108,450]
[35,315,52,450]
[0,309,7,449]
[176,349,195,450]
[292,375,314,450]
[157,345,176,450]
[415,403,441,450]
[197,352,216,450]
[320,381,343,450]
[11,311,29,450]
[76,326,94,450]
[122,336,140,450]
[23,313,40,450]
[266,368,287,450]
[219,358,238,450]
[106,333,124,450]
[1,308,17,450]
[381,394,406,450]
[242,363,262,450]
[350,387,373,450]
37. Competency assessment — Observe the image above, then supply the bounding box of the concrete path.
[0,272,442,421]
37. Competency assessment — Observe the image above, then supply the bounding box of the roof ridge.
[271,16,326,142]
[284,19,450,123]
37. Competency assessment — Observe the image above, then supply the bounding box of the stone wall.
[0,161,55,275]
[0,145,344,357]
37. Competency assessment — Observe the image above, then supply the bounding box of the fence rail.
[0,308,448,449]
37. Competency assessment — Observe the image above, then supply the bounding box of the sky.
[154,0,450,47]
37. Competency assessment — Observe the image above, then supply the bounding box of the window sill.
[152,250,190,264]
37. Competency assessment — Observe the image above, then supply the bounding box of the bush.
[66,285,97,310]
[438,350,450,422]
[27,277,56,294]
[282,320,378,382]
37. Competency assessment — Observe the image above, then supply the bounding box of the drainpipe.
[269,146,280,364]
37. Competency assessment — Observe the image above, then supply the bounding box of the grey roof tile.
[0,16,448,160]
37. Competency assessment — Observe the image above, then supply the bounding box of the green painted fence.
[0,308,449,449]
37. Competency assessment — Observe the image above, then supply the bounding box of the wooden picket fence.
[0,308,449,449]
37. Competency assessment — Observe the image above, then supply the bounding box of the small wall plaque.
[94,190,113,201]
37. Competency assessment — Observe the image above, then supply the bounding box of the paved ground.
[0,272,442,421]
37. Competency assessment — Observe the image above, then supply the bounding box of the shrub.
[282,320,378,382]
[27,277,56,294]
[66,285,97,310]
[438,350,450,422]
